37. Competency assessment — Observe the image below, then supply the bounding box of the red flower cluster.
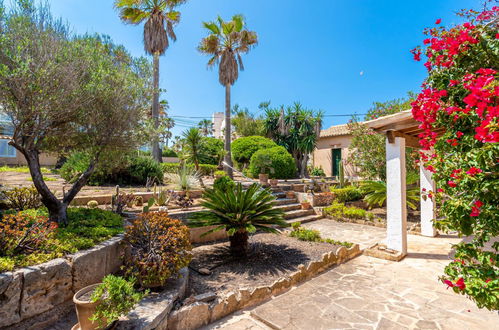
[444,277,466,290]
[466,167,482,176]
[470,200,483,217]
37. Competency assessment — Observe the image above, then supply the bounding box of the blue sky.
[47,0,477,137]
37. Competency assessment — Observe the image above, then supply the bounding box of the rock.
[210,292,238,322]
[194,291,217,302]
[237,288,252,308]
[198,268,211,276]
[0,271,22,327]
[336,246,347,261]
[20,258,73,320]
[249,286,271,306]
[270,277,290,296]
[305,260,323,275]
[327,251,338,265]
[167,302,210,330]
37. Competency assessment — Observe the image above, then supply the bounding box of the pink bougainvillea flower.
[435,18,442,25]
[443,279,454,289]
[455,278,466,290]
[470,206,481,217]
[474,200,483,208]
[447,180,457,188]
[466,167,482,176]
[456,131,464,138]
[437,188,444,193]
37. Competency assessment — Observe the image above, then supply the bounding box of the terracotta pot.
[259,173,269,185]
[301,202,312,210]
[269,179,279,187]
[73,284,108,330]
[286,191,295,199]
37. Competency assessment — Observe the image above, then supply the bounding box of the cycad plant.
[189,183,287,257]
[115,0,187,162]
[198,15,258,178]
[361,171,420,209]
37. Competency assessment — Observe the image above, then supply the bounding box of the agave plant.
[361,171,420,210]
[164,164,201,191]
[189,183,287,257]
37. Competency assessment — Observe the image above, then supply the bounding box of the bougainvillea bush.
[411,6,498,310]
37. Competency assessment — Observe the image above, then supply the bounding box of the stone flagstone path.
[205,221,498,330]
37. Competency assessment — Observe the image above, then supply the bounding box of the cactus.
[339,161,345,188]
[87,200,99,209]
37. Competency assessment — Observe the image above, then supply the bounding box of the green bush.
[323,201,373,221]
[199,137,224,165]
[2,186,41,210]
[60,152,162,186]
[162,148,177,157]
[249,146,296,179]
[232,136,277,168]
[289,223,353,247]
[213,176,235,193]
[310,167,326,177]
[330,186,364,203]
[161,163,216,177]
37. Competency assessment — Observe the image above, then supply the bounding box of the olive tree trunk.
[224,84,234,179]
[151,52,162,163]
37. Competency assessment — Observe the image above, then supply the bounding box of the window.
[0,139,16,158]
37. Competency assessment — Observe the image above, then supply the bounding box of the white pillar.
[386,136,407,255]
[420,161,437,237]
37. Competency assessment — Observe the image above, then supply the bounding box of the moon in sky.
[360,71,364,76]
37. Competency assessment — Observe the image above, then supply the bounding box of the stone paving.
[206,222,498,330]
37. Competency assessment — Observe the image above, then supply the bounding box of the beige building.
[312,124,358,178]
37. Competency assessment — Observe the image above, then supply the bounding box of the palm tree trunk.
[224,84,234,178]
[229,230,249,257]
[152,52,162,163]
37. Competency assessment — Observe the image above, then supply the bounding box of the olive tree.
[0,1,152,224]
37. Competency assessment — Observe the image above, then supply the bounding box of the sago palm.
[189,183,287,257]
[198,15,258,178]
[114,0,187,162]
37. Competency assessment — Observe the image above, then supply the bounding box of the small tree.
[263,102,322,178]
[189,183,287,257]
[0,2,151,224]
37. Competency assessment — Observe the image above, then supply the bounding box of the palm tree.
[189,183,286,257]
[198,15,258,178]
[115,0,187,163]
[182,127,204,172]
[198,119,213,136]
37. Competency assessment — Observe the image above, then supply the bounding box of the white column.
[420,161,437,237]
[386,136,407,254]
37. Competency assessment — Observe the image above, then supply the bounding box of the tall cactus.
[339,161,345,188]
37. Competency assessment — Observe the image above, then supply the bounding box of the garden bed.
[165,233,360,330]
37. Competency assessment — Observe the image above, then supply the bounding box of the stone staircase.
[271,188,323,226]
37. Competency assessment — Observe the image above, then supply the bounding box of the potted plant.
[286,190,295,199]
[257,154,274,186]
[300,196,312,210]
[72,275,143,330]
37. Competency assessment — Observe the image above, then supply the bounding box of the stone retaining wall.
[0,236,124,328]
[324,215,422,235]
[71,190,204,206]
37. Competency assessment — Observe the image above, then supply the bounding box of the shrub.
[322,202,345,218]
[60,153,162,186]
[162,148,177,157]
[330,186,364,203]
[2,186,41,210]
[249,146,296,179]
[232,136,277,168]
[310,166,326,177]
[87,200,99,209]
[124,212,192,288]
[323,202,372,220]
[214,170,226,177]
[198,164,217,176]
[199,137,224,165]
[289,223,353,247]
[161,163,216,177]
[213,176,235,193]
[342,207,367,219]
[89,275,144,328]
[0,213,57,256]
[189,183,287,257]
[161,163,180,173]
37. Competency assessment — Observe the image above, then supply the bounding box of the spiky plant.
[198,15,258,178]
[361,172,420,209]
[189,183,287,257]
[164,164,201,191]
[114,0,187,162]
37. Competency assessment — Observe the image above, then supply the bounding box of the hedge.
[248,146,296,179]
[330,186,364,203]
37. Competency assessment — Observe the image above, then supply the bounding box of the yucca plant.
[189,183,287,257]
[164,164,201,191]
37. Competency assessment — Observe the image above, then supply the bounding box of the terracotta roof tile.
[320,124,351,137]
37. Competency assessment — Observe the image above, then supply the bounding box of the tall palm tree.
[115,0,187,163]
[198,15,258,178]
[198,119,213,136]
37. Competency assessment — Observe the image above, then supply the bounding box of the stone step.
[272,192,286,199]
[274,203,301,212]
[284,214,324,225]
[272,198,298,206]
[283,209,316,220]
